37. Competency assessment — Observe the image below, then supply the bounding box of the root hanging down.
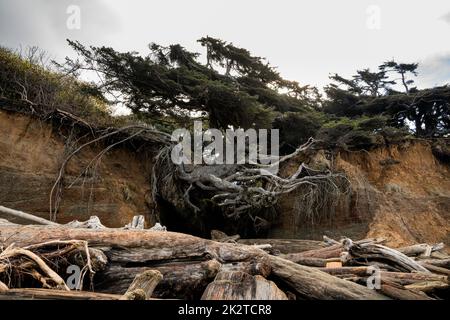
[49,124,349,229]
[48,125,172,221]
[153,137,350,224]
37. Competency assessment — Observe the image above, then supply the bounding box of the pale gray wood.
[0,205,58,226]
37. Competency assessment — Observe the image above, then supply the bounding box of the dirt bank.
[271,140,450,248]
[0,108,448,247]
[0,109,156,227]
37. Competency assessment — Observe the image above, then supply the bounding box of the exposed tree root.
[47,121,349,233]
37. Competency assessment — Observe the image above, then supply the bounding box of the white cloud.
[418,54,450,88]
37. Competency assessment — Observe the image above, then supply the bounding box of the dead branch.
[0,205,59,226]
[0,247,69,291]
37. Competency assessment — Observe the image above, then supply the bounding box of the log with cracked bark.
[96,260,222,299]
[0,224,388,300]
[0,288,124,300]
[319,267,448,285]
[237,239,325,254]
[380,280,433,300]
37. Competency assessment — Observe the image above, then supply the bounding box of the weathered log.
[0,224,388,300]
[318,266,370,277]
[379,281,433,300]
[418,258,450,269]
[96,260,222,299]
[120,289,146,300]
[319,267,448,285]
[397,243,445,257]
[420,263,450,276]
[283,244,343,260]
[65,216,106,229]
[281,256,341,267]
[69,247,108,273]
[429,251,449,259]
[238,239,325,254]
[0,218,17,226]
[0,205,58,226]
[405,281,449,293]
[346,241,430,273]
[0,288,123,300]
[120,270,163,300]
[124,215,145,230]
[201,271,287,300]
[282,238,383,260]
[220,260,272,278]
[211,230,240,243]
[380,272,448,286]
[266,256,388,300]
[323,235,340,246]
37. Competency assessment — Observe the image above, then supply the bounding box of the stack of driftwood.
[0,208,448,300]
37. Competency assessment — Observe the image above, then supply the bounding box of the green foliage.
[357,115,388,131]
[273,112,324,153]
[62,38,318,131]
[0,46,113,126]
[2,40,445,153]
[324,60,449,138]
[378,126,411,144]
[338,130,377,149]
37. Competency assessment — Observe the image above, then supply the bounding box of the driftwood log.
[97,260,222,299]
[201,271,288,300]
[237,239,325,254]
[380,280,433,300]
[344,240,431,273]
[405,281,449,293]
[120,270,163,300]
[319,267,448,285]
[397,243,444,257]
[0,288,123,300]
[0,224,387,300]
[0,205,58,226]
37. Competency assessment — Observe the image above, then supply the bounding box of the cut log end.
[121,270,163,300]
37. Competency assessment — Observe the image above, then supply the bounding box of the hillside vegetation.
[2,40,449,153]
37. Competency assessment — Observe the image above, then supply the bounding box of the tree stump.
[120,270,163,300]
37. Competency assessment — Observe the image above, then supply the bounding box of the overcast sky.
[1,0,449,91]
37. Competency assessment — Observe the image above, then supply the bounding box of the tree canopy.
[59,37,449,149]
[61,37,318,132]
[324,61,449,138]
